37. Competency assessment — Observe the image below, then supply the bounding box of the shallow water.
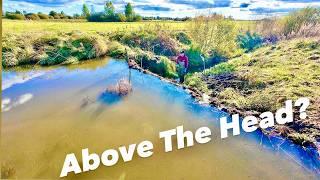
[1,58,319,179]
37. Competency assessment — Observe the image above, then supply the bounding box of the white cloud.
[2,93,34,112]
[3,0,320,19]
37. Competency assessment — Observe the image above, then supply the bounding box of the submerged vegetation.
[106,78,132,96]
[2,7,320,148]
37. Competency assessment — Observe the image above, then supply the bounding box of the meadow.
[2,19,188,34]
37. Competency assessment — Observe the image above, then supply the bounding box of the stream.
[2,58,319,179]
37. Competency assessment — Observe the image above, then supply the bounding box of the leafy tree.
[73,13,81,19]
[82,4,90,17]
[125,3,134,20]
[49,11,57,16]
[117,13,126,22]
[86,2,142,22]
[133,14,142,22]
[104,1,115,16]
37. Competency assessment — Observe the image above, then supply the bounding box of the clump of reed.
[106,78,132,96]
[256,7,320,42]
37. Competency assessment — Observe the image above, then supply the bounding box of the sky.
[3,0,320,20]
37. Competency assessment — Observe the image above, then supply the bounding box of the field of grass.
[2,19,256,34]
[186,39,320,146]
[2,19,188,34]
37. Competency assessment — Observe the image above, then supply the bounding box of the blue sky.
[3,0,320,20]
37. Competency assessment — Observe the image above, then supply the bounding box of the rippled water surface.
[2,58,319,179]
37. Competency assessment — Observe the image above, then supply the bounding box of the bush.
[282,7,320,36]
[237,31,263,52]
[117,13,127,22]
[133,15,142,22]
[175,32,192,45]
[204,62,235,76]
[5,13,25,20]
[150,56,177,78]
[186,46,206,72]
[108,41,127,58]
[189,15,240,58]
[87,12,141,22]
[38,13,49,19]
[257,8,320,40]
[25,13,40,20]
[87,13,105,22]
[114,31,179,56]
[132,50,178,78]
[53,14,61,19]
[71,36,108,60]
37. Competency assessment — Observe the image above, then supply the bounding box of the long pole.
[201,54,206,71]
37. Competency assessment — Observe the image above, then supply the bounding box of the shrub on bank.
[204,63,235,76]
[107,41,127,58]
[237,31,263,52]
[175,32,192,45]
[282,7,320,36]
[131,49,178,78]
[257,7,320,40]
[186,46,204,72]
[2,33,110,67]
[111,31,180,57]
[189,15,241,58]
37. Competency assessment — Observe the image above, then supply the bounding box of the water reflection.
[98,92,123,106]
[1,58,319,179]
[2,93,34,112]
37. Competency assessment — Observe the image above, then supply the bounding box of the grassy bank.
[2,29,186,78]
[186,39,320,146]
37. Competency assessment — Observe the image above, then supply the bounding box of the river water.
[2,58,319,179]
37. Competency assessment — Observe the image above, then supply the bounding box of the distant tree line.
[4,1,190,22]
[143,16,191,21]
[84,2,142,22]
[4,10,85,20]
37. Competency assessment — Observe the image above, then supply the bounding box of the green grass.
[204,63,235,75]
[2,19,188,34]
[199,38,320,145]
[207,39,320,110]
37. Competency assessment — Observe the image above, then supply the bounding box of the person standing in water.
[176,50,189,83]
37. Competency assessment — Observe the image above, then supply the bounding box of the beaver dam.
[1,58,319,179]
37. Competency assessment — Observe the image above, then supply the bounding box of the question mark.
[294,97,310,119]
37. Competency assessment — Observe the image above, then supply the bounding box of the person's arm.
[176,55,180,64]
